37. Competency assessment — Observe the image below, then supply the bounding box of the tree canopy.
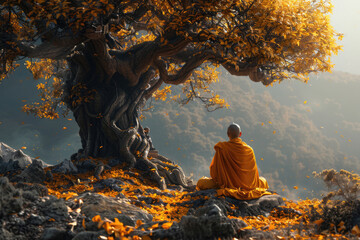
[1,0,341,116]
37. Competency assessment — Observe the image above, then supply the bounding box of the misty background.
[0,0,359,199]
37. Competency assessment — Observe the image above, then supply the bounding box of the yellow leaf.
[92,215,102,222]
[351,225,360,235]
[21,146,27,149]
[268,223,276,231]
[136,220,143,227]
[338,221,345,227]
[313,219,324,225]
[162,222,173,229]
[293,186,298,189]
[241,226,253,230]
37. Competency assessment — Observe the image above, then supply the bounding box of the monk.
[197,123,271,200]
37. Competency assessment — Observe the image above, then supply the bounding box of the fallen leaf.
[338,221,345,227]
[293,186,298,190]
[351,225,360,235]
[241,226,253,230]
[136,220,143,227]
[63,127,67,130]
[92,215,102,222]
[313,219,324,225]
[268,223,276,231]
[21,146,27,149]
[162,222,173,229]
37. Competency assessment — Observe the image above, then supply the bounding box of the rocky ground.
[0,142,359,240]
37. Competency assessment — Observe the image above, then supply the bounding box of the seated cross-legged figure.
[197,123,271,200]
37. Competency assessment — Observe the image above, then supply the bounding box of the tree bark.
[62,41,192,190]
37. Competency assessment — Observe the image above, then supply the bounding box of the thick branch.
[18,36,84,59]
[154,53,209,85]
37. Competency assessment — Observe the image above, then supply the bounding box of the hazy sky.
[331,0,360,75]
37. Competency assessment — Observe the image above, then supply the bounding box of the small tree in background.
[310,169,360,234]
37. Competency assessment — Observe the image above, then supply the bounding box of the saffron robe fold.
[197,138,271,200]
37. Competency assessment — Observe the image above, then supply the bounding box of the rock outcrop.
[0,142,49,174]
[0,142,289,240]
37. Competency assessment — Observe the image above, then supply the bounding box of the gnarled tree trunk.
[62,40,192,190]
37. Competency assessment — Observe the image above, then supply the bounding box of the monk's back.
[210,138,261,190]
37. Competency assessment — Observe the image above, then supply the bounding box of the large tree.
[0,0,341,188]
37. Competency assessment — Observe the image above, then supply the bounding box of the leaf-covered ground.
[41,159,360,240]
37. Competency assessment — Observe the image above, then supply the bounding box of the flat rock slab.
[78,192,153,228]
[186,190,284,217]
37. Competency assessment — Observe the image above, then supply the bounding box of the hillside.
[1,144,359,239]
[142,71,360,199]
[1,69,360,199]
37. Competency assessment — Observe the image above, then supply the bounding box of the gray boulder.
[72,231,103,240]
[52,159,78,174]
[38,195,70,221]
[10,160,47,184]
[0,177,23,217]
[41,228,68,240]
[0,142,50,174]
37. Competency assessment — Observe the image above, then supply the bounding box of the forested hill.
[0,69,359,199]
[142,71,360,199]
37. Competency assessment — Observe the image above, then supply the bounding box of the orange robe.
[197,138,271,200]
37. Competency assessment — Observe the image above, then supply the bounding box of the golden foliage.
[153,86,172,101]
[309,169,360,235]
[314,169,360,202]
[1,0,342,114]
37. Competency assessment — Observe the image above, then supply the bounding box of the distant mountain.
[1,68,359,199]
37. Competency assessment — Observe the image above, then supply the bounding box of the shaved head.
[227,123,242,139]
